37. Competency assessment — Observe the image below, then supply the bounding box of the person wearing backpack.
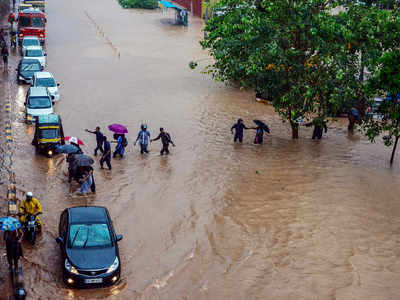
[151,127,175,155]
[112,133,126,158]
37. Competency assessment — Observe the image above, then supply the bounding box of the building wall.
[173,0,202,17]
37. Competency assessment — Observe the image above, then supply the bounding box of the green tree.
[201,0,358,138]
[200,0,400,138]
[364,50,400,164]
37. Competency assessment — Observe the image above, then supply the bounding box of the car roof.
[34,71,53,79]
[37,114,60,125]
[23,36,40,41]
[29,86,48,96]
[68,206,109,224]
[25,45,42,51]
[21,58,41,64]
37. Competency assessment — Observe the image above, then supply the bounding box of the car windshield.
[32,17,44,28]
[36,78,55,87]
[25,49,42,57]
[69,223,112,248]
[28,96,51,109]
[23,39,40,47]
[18,16,31,27]
[39,128,59,139]
[21,62,41,71]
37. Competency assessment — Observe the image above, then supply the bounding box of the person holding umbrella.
[108,124,128,158]
[134,124,151,154]
[1,217,23,270]
[151,127,175,155]
[252,120,270,144]
[85,127,104,156]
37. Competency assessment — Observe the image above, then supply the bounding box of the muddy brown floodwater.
[1,0,400,299]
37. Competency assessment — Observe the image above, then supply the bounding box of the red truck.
[17,9,46,44]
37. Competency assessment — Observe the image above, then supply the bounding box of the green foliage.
[201,0,357,138]
[200,0,400,139]
[363,50,400,163]
[118,0,158,9]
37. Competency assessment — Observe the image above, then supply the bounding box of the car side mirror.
[116,234,123,242]
[57,83,60,86]
[56,237,64,244]
[51,95,55,100]
[44,53,47,56]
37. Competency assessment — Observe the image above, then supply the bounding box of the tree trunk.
[390,135,399,165]
[290,121,299,139]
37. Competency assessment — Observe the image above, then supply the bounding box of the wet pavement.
[1,0,400,299]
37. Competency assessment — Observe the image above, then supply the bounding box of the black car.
[56,206,123,288]
[16,58,43,84]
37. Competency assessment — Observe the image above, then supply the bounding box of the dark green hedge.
[119,0,158,9]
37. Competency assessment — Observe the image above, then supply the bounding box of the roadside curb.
[3,82,18,215]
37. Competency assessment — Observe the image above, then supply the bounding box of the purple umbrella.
[108,124,128,134]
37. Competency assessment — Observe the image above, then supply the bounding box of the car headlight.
[106,257,119,274]
[27,114,33,121]
[65,259,79,274]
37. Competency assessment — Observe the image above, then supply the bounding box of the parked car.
[20,36,40,55]
[56,206,123,288]
[32,72,60,101]
[25,86,53,122]
[23,45,46,68]
[16,58,43,84]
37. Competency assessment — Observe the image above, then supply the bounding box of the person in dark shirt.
[151,127,175,155]
[231,119,249,143]
[100,136,112,170]
[86,127,104,156]
[4,228,23,270]
[305,118,328,140]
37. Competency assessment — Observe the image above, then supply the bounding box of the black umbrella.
[253,120,270,133]
[72,154,94,167]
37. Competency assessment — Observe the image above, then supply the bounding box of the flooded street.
[2,0,400,299]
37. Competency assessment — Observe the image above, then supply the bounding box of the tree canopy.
[200,0,400,139]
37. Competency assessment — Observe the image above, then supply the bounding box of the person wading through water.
[305,117,328,140]
[134,124,151,154]
[231,118,250,143]
[4,227,23,270]
[100,136,112,170]
[151,127,175,155]
[85,127,104,156]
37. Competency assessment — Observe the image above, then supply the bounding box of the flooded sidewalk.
[1,0,400,299]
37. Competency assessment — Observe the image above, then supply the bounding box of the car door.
[59,210,68,256]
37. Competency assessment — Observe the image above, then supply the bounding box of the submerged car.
[17,58,43,84]
[56,206,123,288]
[23,45,46,68]
[32,72,60,101]
[20,36,40,54]
[25,86,53,122]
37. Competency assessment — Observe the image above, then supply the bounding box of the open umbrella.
[55,144,79,154]
[73,154,94,167]
[64,136,85,146]
[253,120,270,133]
[108,124,128,134]
[0,216,21,231]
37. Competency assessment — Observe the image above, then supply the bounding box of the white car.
[32,72,60,101]
[25,86,53,122]
[23,46,46,68]
[21,36,40,55]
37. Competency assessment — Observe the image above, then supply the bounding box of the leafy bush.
[118,0,158,9]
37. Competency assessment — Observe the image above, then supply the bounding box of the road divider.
[84,11,121,59]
